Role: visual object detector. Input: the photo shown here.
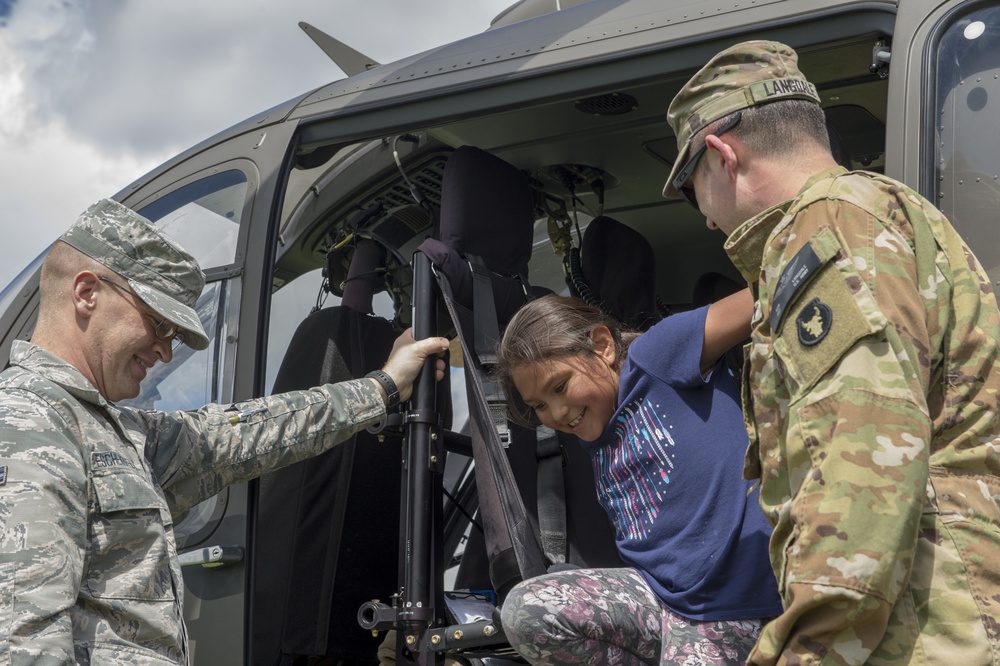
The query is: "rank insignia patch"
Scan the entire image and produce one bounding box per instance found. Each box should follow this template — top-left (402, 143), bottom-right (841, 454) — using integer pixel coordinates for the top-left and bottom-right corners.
top-left (797, 298), bottom-right (832, 346)
top-left (0, 465), bottom-right (6, 485)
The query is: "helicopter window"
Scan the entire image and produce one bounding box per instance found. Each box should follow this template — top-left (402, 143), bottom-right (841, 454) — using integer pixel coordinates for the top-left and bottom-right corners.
top-left (137, 169), bottom-right (248, 271)
top-left (933, 2), bottom-right (1000, 281)
top-left (118, 279), bottom-right (229, 411)
top-left (118, 278), bottom-right (234, 548)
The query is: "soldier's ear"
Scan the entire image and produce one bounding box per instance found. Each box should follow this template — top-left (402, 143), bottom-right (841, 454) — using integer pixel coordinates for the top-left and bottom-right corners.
top-left (705, 134), bottom-right (739, 182)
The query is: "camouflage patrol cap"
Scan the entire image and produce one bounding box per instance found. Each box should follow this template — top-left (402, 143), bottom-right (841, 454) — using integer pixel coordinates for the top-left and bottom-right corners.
top-left (60, 199), bottom-right (210, 351)
top-left (662, 40), bottom-right (821, 197)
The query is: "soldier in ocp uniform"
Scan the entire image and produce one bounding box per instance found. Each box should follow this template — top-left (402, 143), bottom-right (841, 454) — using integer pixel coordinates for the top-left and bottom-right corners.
top-left (0, 199), bottom-right (449, 665)
top-left (663, 41), bottom-right (1000, 664)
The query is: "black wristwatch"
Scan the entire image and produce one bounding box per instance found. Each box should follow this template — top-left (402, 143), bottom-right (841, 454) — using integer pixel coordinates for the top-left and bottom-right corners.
top-left (365, 369), bottom-right (400, 409)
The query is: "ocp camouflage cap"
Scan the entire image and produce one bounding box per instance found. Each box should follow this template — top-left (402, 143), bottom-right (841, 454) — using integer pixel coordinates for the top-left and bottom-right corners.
top-left (662, 40), bottom-right (821, 197)
top-left (60, 199), bottom-right (210, 350)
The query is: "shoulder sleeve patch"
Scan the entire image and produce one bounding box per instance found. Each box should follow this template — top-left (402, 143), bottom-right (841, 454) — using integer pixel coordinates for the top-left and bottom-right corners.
top-left (773, 250), bottom-right (884, 395)
top-left (796, 298), bottom-right (833, 346)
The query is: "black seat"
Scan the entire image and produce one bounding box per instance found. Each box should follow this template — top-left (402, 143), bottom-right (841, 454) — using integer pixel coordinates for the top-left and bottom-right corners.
top-left (569, 215), bottom-right (663, 331)
top-left (251, 245), bottom-right (406, 666)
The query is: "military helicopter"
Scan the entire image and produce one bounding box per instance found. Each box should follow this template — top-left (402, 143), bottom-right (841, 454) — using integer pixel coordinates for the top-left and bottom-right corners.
top-left (1, 0), bottom-right (998, 662)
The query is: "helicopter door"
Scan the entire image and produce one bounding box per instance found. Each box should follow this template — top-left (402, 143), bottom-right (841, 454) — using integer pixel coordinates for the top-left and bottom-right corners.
top-left (113, 116), bottom-right (297, 663)
top-left (117, 162), bottom-right (256, 664)
top-left (891, 0), bottom-right (1000, 285)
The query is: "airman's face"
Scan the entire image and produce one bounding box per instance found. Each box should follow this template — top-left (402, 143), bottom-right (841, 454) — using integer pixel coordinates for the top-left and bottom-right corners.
top-left (88, 279), bottom-right (174, 402)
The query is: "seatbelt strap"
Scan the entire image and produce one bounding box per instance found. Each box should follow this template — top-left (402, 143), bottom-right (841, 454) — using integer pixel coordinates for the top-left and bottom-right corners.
top-left (468, 255), bottom-right (500, 365)
top-left (468, 254), bottom-right (510, 446)
top-left (535, 426), bottom-right (567, 565)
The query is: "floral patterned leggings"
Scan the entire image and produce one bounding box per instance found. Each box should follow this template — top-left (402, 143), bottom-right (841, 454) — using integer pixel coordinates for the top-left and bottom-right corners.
top-left (499, 567), bottom-right (768, 666)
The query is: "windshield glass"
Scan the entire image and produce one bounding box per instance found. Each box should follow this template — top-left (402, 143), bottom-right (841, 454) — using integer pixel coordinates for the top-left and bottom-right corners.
top-left (139, 169), bottom-right (248, 270)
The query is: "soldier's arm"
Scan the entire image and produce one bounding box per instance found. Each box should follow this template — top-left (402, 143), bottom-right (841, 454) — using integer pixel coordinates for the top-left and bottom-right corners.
top-left (701, 286), bottom-right (752, 375)
top-left (0, 391), bottom-right (87, 664)
top-left (748, 202), bottom-right (931, 665)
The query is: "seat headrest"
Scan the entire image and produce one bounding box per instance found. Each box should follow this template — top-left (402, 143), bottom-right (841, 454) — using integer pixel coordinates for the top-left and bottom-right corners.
top-left (580, 216), bottom-right (658, 330)
top-left (827, 122), bottom-right (851, 169)
top-left (438, 145), bottom-right (534, 277)
top-left (340, 239), bottom-right (384, 314)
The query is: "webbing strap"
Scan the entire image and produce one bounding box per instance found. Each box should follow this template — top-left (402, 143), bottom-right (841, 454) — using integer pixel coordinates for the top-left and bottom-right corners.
top-left (468, 255), bottom-right (501, 366)
top-left (468, 254), bottom-right (511, 446)
top-left (431, 265), bottom-right (548, 596)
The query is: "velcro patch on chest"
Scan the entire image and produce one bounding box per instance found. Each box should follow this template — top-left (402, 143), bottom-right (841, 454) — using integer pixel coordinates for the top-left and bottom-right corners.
top-left (92, 450), bottom-right (136, 470)
top-left (0, 465), bottom-right (6, 485)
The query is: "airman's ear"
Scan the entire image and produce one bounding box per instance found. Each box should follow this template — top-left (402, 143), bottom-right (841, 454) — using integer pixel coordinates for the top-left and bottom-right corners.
top-left (72, 271), bottom-right (100, 319)
top-left (589, 325), bottom-right (617, 368)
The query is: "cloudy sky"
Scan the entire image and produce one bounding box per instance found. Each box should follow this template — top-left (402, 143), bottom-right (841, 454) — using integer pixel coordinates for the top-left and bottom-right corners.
top-left (0, 0), bottom-right (515, 291)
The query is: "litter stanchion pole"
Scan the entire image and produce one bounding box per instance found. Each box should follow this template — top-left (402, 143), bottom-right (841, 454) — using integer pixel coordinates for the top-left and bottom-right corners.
top-left (397, 251), bottom-right (444, 666)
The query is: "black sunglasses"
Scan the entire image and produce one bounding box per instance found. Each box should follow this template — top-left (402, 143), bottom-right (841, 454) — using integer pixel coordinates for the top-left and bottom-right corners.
top-left (672, 111), bottom-right (743, 210)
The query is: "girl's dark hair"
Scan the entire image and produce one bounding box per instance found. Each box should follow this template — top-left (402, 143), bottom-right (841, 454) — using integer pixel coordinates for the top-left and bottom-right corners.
top-left (494, 294), bottom-right (638, 428)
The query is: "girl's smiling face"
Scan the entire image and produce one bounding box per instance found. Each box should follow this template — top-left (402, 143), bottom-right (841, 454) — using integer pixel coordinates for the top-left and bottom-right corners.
top-left (511, 326), bottom-right (619, 442)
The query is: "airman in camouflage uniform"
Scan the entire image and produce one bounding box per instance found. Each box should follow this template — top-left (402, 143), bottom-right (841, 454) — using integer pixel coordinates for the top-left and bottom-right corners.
top-left (0, 199), bottom-right (449, 665)
top-left (664, 41), bottom-right (1000, 664)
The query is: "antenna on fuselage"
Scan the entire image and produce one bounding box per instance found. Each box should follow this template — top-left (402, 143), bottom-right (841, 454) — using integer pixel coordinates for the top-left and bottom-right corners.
top-left (298, 22), bottom-right (380, 76)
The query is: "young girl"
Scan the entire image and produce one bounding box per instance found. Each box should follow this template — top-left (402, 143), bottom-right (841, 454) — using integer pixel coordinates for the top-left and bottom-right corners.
top-left (495, 291), bottom-right (781, 666)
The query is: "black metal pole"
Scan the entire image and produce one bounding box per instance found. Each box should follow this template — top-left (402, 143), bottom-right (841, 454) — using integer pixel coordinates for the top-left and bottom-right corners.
top-left (397, 252), bottom-right (442, 666)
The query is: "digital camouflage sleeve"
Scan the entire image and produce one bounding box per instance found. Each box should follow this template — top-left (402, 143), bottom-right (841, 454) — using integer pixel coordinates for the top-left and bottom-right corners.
top-left (725, 167), bottom-right (1000, 665)
top-left (0, 340), bottom-right (385, 665)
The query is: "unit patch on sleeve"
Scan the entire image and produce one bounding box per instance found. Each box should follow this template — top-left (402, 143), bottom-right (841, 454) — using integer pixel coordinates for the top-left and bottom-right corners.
top-left (796, 298), bottom-right (833, 346)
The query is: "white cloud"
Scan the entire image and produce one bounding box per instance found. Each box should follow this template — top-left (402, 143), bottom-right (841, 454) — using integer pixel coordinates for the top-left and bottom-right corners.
top-left (0, 122), bottom-right (167, 280)
top-left (0, 0), bottom-right (513, 289)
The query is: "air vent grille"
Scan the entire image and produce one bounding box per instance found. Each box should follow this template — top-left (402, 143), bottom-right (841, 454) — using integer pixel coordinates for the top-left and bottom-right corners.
top-left (575, 92), bottom-right (638, 116)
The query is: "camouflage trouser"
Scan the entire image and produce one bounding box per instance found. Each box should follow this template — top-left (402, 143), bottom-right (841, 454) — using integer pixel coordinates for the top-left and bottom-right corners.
top-left (499, 567), bottom-right (767, 666)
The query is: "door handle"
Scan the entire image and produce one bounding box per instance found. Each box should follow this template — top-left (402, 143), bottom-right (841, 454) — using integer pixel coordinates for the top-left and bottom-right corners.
top-left (179, 545), bottom-right (244, 568)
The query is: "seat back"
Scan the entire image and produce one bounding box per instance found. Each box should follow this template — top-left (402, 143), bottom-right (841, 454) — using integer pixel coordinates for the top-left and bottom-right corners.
top-left (569, 215), bottom-right (663, 331)
top-left (251, 244), bottom-right (403, 665)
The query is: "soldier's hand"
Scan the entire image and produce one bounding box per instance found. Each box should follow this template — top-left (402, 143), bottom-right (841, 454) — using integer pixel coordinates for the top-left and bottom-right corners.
top-left (381, 329), bottom-right (450, 403)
